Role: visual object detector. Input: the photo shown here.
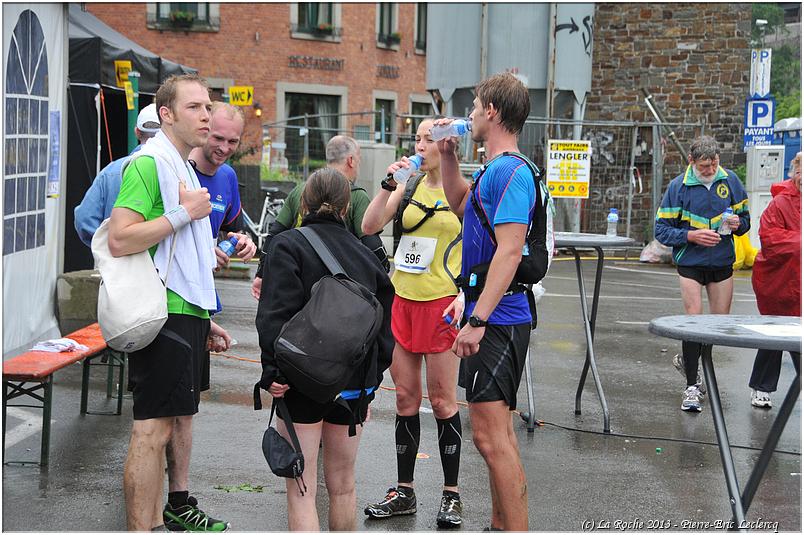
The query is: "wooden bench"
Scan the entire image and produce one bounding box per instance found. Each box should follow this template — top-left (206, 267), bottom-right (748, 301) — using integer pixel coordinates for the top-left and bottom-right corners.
top-left (2, 323), bottom-right (126, 466)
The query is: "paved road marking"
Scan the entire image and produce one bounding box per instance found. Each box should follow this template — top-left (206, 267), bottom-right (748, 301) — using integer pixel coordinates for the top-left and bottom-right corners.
top-left (604, 264), bottom-right (755, 284)
top-left (542, 293), bottom-right (757, 303)
top-left (547, 272), bottom-right (756, 298)
top-left (547, 274), bottom-right (678, 291)
top-left (4, 407), bottom-right (47, 448)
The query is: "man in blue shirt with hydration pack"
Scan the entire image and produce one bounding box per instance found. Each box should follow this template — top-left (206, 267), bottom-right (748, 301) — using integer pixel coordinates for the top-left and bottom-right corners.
top-left (438, 72), bottom-right (535, 531)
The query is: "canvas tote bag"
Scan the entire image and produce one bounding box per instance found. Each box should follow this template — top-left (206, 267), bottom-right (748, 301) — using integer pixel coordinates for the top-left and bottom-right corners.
top-left (92, 218), bottom-right (176, 352)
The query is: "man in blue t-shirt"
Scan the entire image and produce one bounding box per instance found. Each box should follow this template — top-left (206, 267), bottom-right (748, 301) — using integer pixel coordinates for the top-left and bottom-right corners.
top-left (189, 102), bottom-right (257, 270)
top-left (438, 73), bottom-right (534, 531)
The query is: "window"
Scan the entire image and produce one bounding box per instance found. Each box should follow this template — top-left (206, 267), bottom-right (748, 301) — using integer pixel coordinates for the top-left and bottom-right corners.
top-left (410, 101), bottom-right (431, 134)
top-left (5, 10), bottom-right (48, 255)
top-left (376, 3), bottom-right (399, 47)
top-left (353, 125), bottom-right (372, 142)
top-left (375, 99), bottom-right (395, 143)
top-left (415, 3), bottom-right (427, 52)
top-left (290, 3), bottom-right (341, 40)
top-left (205, 77), bottom-right (234, 105)
top-left (285, 93), bottom-right (341, 176)
top-left (151, 3), bottom-right (219, 31)
top-left (298, 3), bottom-right (332, 31)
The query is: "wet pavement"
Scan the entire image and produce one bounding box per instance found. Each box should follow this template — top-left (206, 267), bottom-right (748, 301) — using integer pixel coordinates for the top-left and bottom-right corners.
top-left (3, 257), bottom-right (800, 531)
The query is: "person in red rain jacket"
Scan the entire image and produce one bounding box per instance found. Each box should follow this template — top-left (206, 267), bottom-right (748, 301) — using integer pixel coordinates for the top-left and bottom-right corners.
top-left (748, 151), bottom-right (801, 409)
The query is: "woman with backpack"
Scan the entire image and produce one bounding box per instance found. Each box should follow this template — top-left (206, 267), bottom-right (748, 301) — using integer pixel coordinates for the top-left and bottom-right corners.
top-left (255, 168), bottom-right (395, 531)
top-left (360, 118), bottom-right (465, 527)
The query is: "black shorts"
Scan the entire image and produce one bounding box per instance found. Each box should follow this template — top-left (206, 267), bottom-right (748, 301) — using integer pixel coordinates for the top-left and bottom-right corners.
top-left (201, 350), bottom-right (210, 392)
top-left (278, 388), bottom-right (373, 425)
top-left (458, 323), bottom-right (531, 410)
top-left (128, 314), bottom-right (210, 420)
top-left (677, 265), bottom-right (733, 285)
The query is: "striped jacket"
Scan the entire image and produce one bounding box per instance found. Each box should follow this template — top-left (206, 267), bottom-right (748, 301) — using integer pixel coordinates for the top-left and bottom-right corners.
top-left (655, 166), bottom-right (750, 268)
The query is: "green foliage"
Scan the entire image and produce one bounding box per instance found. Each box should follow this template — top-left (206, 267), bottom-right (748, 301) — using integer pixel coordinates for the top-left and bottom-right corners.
top-left (169, 10), bottom-right (195, 23)
top-left (307, 159), bottom-right (328, 171)
top-left (751, 4), bottom-right (787, 47)
top-left (228, 144), bottom-right (259, 165)
top-left (776, 90), bottom-right (802, 120)
top-left (770, 45), bottom-right (801, 103)
top-left (733, 163), bottom-right (747, 186)
top-left (260, 165), bottom-right (301, 182)
top-left (751, 5), bottom-right (800, 122)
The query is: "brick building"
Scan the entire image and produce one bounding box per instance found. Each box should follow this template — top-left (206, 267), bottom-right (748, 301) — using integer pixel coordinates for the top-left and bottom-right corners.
top-left (585, 4), bottom-right (752, 239)
top-left (87, 3), bottom-right (753, 242)
top-left (87, 2), bottom-right (431, 165)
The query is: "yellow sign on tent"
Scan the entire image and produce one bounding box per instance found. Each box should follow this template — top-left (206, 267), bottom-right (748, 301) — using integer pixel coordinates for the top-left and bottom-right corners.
top-left (114, 60), bottom-right (132, 87)
top-left (124, 82), bottom-right (135, 110)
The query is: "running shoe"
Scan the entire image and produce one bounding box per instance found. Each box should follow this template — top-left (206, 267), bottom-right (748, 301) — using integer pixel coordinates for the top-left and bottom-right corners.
top-left (364, 486), bottom-right (417, 518)
top-left (681, 385), bottom-right (703, 412)
top-left (163, 496), bottom-right (229, 532)
top-left (672, 354), bottom-right (706, 395)
top-left (751, 389), bottom-right (772, 408)
top-left (436, 492), bottom-right (463, 528)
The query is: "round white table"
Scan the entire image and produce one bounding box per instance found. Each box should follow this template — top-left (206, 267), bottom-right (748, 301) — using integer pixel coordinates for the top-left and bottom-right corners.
top-left (649, 314), bottom-right (801, 530)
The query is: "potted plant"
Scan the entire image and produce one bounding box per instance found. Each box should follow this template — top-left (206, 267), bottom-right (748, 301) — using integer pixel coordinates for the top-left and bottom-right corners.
top-left (169, 10), bottom-right (195, 29)
top-left (387, 31), bottom-right (401, 45)
top-left (313, 22), bottom-right (333, 35)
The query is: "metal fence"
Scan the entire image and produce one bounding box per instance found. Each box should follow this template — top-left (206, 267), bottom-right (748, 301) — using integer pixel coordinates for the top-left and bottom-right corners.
top-left (258, 111), bottom-right (703, 244)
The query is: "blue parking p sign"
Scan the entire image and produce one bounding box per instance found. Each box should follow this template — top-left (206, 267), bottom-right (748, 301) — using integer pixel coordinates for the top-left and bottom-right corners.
top-left (743, 98), bottom-right (775, 151)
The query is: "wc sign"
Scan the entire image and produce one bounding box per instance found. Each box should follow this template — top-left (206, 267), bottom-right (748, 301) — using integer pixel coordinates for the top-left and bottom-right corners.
top-left (743, 98), bottom-right (775, 151)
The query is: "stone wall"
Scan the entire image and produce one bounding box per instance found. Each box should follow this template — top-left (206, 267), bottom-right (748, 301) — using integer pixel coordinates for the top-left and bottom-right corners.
top-left (585, 3), bottom-right (751, 241)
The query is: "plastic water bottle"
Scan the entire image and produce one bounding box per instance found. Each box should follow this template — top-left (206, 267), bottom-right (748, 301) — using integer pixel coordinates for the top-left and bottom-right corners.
top-left (718, 207), bottom-right (734, 235)
top-left (393, 154), bottom-right (424, 185)
top-left (606, 208), bottom-right (619, 237)
top-left (430, 119), bottom-right (472, 141)
top-left (217, 236), bottom-right (239, 256)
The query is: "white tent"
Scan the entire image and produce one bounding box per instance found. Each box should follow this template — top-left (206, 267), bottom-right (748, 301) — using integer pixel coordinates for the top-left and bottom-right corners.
top-left (3, 4), bottom-right (69, 356)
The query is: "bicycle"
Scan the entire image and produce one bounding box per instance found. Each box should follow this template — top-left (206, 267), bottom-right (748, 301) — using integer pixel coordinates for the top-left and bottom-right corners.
top-left (240, 186), bottom-right (285, 251)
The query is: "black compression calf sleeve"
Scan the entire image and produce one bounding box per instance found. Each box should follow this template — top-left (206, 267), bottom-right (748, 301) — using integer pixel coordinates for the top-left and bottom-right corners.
top-left (395, 413), bottom-right (420, 484)
top-left (682, 341), bottom-right (702, 386)
top-left (436, 411), bottom-right (462, 488)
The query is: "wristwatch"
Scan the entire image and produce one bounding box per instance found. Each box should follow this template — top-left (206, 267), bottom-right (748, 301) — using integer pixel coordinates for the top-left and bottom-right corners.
top-left (381, 174), bottom-right (398, 192)
top-left (468, 315), bottom-right (488, 328)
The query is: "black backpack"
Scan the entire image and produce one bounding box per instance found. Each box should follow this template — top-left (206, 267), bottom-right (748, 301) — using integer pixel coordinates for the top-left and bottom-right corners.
top-left (392, 174), bottom-right (452, 252)
top-left (273, 226), bottom-right (383, 431)
top-left (468, 151), bottom-right (554, 287)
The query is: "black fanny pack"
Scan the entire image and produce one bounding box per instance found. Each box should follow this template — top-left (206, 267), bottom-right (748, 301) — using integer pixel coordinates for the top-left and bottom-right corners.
top-left (255, 386), bottom-right (307, 495)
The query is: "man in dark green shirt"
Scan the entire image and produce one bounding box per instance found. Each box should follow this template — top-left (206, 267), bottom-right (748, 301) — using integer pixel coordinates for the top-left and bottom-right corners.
top-left (251, 135), bottom-right (388, 298)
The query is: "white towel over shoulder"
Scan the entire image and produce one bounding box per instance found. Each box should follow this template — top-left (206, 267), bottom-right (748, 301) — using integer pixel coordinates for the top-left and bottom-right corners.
top-left (124, 131), bottom-right (217, 311)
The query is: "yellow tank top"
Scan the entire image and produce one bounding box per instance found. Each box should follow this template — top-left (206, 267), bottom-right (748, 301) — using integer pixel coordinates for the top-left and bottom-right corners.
top-left (391, 178), bottom-right (462, 301)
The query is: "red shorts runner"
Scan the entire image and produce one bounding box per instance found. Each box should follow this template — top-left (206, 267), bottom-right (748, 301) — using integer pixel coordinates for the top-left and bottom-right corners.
top-left (391, 294), bottom-right (458, 354)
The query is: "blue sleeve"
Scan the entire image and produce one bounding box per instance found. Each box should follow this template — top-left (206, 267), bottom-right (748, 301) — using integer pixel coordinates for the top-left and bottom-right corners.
top-left (74, 179), bottom-right (105, 247)
top-left (224, 168), bottom-right (242, 228)
top-left (492, 164), bottom-right (535, 227)
top-left (73, 160), bottom-right (122, 247)
top-left (654, 180), bottom-right (688, 247)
